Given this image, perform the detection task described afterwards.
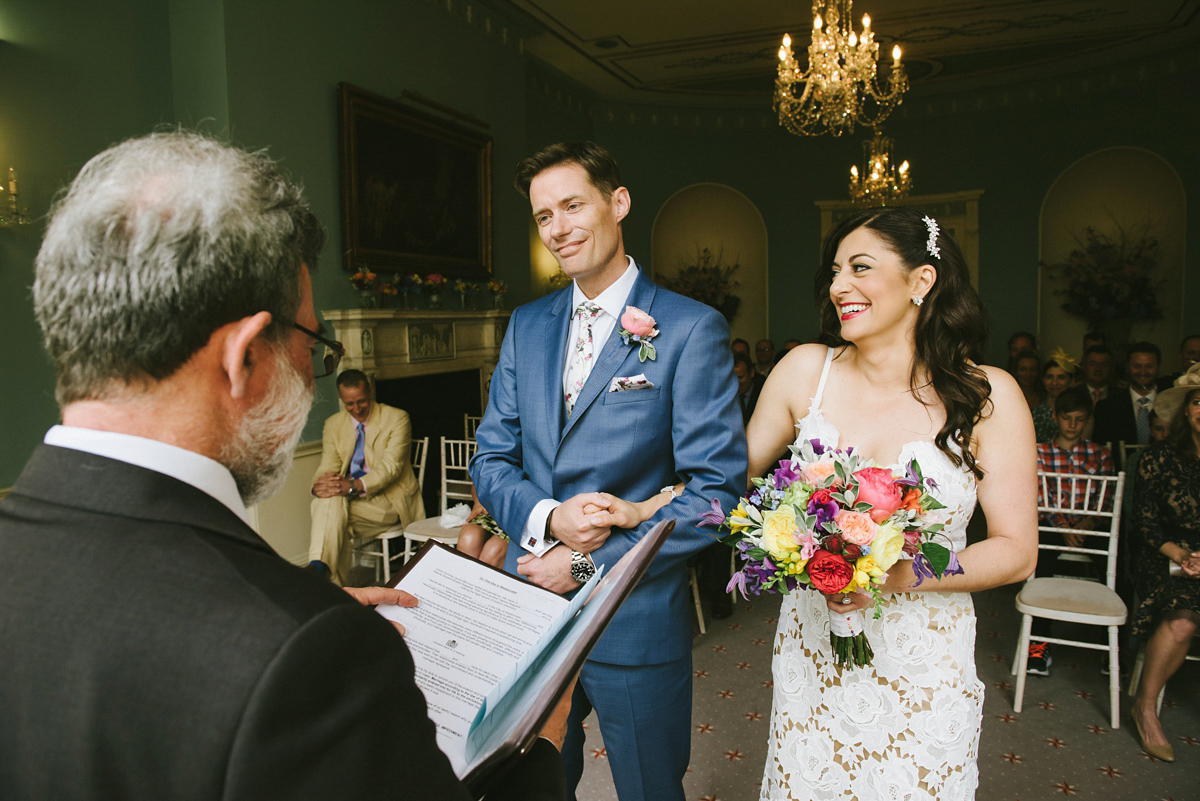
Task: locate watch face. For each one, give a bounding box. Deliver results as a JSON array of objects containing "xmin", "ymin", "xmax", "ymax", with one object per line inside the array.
[{"xmin": 571, "ymin": 554, "xmax": 595, "ymax": 583}]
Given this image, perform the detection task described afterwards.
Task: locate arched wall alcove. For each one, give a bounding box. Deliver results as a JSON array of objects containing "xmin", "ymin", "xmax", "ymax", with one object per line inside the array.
[
  {"xmin": 1039, "ymin": 147, "xmax": 1186, "ymax": 366},
  {"xmin": 651, "ymin": 183, "xmax": 768, "ymax": 348}
]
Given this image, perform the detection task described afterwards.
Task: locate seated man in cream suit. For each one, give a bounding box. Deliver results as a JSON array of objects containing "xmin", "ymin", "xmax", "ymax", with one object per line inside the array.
[{"xmin": 309, "ymin": 369, "xmax": 424, "ymax": 584}]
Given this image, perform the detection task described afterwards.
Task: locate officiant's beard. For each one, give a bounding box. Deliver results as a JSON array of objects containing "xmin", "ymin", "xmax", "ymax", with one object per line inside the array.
[{"xmin": 222, "ymin": 346, "xmax": 314, "ymax": 507}]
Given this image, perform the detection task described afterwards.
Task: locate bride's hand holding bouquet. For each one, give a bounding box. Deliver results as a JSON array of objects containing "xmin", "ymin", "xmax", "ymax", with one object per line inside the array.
[{"xmin": 702, "ymin": 438, "xmax": 963, "ymax": 668}]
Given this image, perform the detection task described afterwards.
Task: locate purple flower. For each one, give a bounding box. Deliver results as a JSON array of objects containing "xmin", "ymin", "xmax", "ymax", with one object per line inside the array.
[
  {"xmin": 772, "ymin": 460, "xmax": 804, "ymax": 490},
  {"xmin": 896, "ymin": 460, "xmax": 921, "ymax": 488},
  {"xmin": 911, "ymin": 553, "xmax": 934, "ymax": 587},
  {"xmin": 726, "ymin": 570, "xmax": 748, "ymax": 600},
  {"xmin": 945, "ymin": 550, "xmax": 964, "ymax": 577},
  {"xmin": 807, "ymin": 495, "xmax": 839, "ymax": 527},
  {"xmin": 698, "ymin": 498, "xmax": 725, "ymax": 527},
  {"xmin": 809, "ymin": 439, "xmax": 826, "ymax": 455}
]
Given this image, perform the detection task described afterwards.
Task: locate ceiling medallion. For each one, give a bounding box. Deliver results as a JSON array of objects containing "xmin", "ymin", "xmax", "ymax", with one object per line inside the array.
[
  {"xmin": 848, "ymin": 129, "xmax": 911, "ymax": 207},
  {"xmin": 775, "ymin": 0, "xmax": 908, "ymax": 137}
]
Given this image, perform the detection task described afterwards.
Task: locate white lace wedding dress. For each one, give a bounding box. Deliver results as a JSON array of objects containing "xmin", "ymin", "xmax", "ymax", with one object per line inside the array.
[{"xmin": 761, "ymin": 348, "xmax": 984, "ymax": 801}]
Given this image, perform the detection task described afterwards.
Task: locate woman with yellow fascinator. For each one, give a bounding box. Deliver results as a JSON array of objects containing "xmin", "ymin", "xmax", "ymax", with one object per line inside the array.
[{"xmin": 1032, "ymin": 347, "xmax": 1079, "ymax": 442}]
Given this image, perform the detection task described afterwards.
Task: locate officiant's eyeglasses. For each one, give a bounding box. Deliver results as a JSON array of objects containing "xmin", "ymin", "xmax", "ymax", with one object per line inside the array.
[{"xmin": 291, "ymin": 322, "xmax": 345, "ymax": 379}]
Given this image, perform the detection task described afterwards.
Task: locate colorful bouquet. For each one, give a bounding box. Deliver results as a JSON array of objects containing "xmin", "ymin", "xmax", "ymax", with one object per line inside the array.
[
  {"xmin": 425, "ymin": 273, "xmax": 446, "ymax": 291},
  {"xmin": 485, "ymin": 279, "xmax": 508, "ymax": 296},
  {"xmin": 702, "ymin": 438, "xmax": 962, "ymax": 668}
]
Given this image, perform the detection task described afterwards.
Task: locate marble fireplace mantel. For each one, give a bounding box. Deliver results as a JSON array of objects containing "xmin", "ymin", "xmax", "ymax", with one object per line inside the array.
[{"xmin": 321, "ymin": 308, "xmax": 511, "ymax": 406}]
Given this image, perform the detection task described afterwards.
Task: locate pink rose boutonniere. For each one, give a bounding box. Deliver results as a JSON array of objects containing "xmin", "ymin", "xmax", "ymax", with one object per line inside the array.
[{"xmin": 618, "ymin": 305, "xmax": 659, "ymax": 362}]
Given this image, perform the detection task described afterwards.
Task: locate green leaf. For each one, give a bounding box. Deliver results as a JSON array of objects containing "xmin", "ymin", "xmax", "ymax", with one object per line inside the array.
[
  {"xmin": 747, "ymin": 547, "xmax": 769, "ymax": 560},
  {"xmin": 921, "ymin": 542, "xmax": 951, "ymax": 576},
  {"xmin": 854, "ymin": 502, "xmax": 872, "ymax": 513}
]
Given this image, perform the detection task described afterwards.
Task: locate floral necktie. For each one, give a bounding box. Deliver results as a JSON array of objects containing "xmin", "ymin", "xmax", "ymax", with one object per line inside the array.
[{"xmin": 564, "ymin": 302, "xmax": 602, "ymax": 415}]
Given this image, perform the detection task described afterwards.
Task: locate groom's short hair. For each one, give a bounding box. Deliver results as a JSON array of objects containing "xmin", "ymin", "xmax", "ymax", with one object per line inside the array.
[{"xmin": 514, "ymin": 141, "xmax": 622, "ymax": 201}]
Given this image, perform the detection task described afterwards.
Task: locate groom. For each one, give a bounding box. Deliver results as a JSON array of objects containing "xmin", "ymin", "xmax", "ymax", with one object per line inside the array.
[{"xmin": 470, "ymin": 142, "xmax": 746, "ymax": 801}]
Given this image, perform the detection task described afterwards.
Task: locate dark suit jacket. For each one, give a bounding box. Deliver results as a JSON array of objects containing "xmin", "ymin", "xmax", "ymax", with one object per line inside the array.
[
  {"xmin": 737, "ymin": 373, "xmax": 766, "ymax": 425},
  {"xmin": 1093, "ymin": 390, "xmax": 1141, "ymax": 446},
  {"xmin": 0, "ymin": 445, "xmax": 563, "ymax": 801}
]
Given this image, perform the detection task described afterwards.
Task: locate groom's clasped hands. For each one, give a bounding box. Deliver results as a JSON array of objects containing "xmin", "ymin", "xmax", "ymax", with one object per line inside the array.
[{"xmin": 517, "ymin": 491, "xmax": 638, "ymax": 593}]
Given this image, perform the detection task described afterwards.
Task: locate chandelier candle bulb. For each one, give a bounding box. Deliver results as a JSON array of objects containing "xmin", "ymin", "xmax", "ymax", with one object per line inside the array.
[
  {"xmin": 8, "ymin": 169, "xmax": 16, "ymax": 196},
  {"xmin": 892, "ymin": 45, "xmax": 901, "ymax": 65},
  {"xmin": 862, "ymin": 13, "xmax": 870, "ymax": 29}
]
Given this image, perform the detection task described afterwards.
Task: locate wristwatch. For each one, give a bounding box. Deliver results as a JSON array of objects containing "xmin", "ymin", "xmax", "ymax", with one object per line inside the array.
[{"xmin": 570, "ymin": 550, "xmax": 596, "ymax": 584}]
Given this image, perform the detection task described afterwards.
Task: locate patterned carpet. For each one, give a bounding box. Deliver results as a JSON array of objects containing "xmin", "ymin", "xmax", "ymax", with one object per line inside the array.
[{"xmin": 574, "ymin": 584, "xmax": 1200, "ymax": 801}]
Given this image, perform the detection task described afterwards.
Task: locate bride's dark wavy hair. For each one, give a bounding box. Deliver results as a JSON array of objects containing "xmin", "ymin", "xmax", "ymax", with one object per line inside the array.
[{"xmin": 814, "ymin": 206, "xmax": 992, "ymax": 479}]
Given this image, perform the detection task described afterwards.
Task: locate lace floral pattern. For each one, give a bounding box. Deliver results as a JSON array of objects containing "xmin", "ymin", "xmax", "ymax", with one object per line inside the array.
[{"xmin": 761, "ymin": 351, "xmax": 983, "ymax": 801}]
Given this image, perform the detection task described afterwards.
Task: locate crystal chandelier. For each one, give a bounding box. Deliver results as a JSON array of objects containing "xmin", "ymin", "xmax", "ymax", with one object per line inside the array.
[
  {"xmin": 0, "ymin": 168, "xmax": 30, "ymax": 228},
  {"xmin": 848, "ymin": 130, "xmax": 911, "ymax": 207},
  {"xmin": 775, "ymin": 1, "xmax": 908, "ymax": 137}
]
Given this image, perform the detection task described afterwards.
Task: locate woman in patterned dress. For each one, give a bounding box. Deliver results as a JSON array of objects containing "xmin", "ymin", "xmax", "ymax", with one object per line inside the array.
[
  {"xmin": 1129, "ymin": 365, "xmax": 1200, "ymax": 763},
  {"xmin": 745, "ymin": 207, "xmax": 1039, "ymax": 800}
]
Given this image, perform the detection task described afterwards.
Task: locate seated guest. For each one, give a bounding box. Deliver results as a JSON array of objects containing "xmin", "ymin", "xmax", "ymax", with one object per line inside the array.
[
  {"xmin": 1081, "ymin": 343, "xmax": 1115, "ymax": 405},
  {"xmin": 457, "ymin": 486, "xmax": 510, "ymax": 568},
  {"xmin": 1013, "ymin": 349, "xmax": 1044, "ymax": 413},
  {"xmin": 309, "ymin": 369, "xmax": 425, "ymax": 585},
  {"xmin": 1094, "ymin": 341, "xmax": 1162, "ymax": 448},
  {"xmin": 732, "ymin": 352, "xmax": 765, "ymax": 425},
  {"xmin": 1031, "ymin": 348, "xmax": 1076, "ymax": 443},
  {"xmin": 1027, "ymin": 384, "xmax": 1114, "ymax": 676},
  {"xmin": 755, "ymin": 338, "xmax": 775, "ymax": 376},
  {"xmin": 0, "ymin": 131, "xmax": 567, "ymax": 800},
  {"xmin": 1006, "ymin": 330, "xmax": 1037, "ymax": 371},
  {"xmin": 731, "ymin": 337, "xmax": 750, "ymax": 358},
  {"xmin": 1157, "ymin": 333, "xmax": 1200, "ymax": 390},
  {"xmin": 1130, "ymin": 363, "xmax": 1200, "ymax": 763}
]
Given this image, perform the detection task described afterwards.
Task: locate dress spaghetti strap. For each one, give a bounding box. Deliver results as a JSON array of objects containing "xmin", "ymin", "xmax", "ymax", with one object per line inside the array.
[{"xmin": 808, "ymin": 346, "xmax": 836, "ymax": 413}]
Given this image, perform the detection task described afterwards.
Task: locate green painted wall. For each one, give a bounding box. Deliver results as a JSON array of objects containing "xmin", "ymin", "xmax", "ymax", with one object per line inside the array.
[{"xmin": 0, "ymin": 0, "xmax": 176, "ymax": 486}]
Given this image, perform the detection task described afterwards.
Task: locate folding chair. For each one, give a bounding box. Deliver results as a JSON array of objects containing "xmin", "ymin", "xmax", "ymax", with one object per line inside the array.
[
  {"xmin": 353, "ymin": 437, "xmax": 429, "ymax": 583},
  {"xmin": 401, "ymin": 437, "xmax": 477, "ymax": 562},
  {"xmin": 1011, "ymin": 470, "xmax": 1127, "ymax": 729}
]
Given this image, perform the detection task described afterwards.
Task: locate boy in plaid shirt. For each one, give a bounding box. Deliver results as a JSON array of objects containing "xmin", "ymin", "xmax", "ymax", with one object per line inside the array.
[{"xmin": 1026, "ymin": 385, "xmax": 1114, "ymax": 675}]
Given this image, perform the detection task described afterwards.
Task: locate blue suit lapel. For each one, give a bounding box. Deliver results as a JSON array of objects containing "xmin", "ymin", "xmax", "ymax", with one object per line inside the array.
[
  {"xmin": 543, "ymin": 289, "xmax": 571, "ymax": 439},
  {"xmin": 560, "ymin": 268, "xmax": 659, "ymax": 440}
]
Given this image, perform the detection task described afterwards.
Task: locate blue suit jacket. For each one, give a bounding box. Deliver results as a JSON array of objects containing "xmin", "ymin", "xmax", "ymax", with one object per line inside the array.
[{"xmin": 470, "ymin": 266, "xmax": 746, "ymax": 665}]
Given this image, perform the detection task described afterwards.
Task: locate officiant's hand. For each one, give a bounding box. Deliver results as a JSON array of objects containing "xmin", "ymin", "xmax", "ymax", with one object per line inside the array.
[
  {"xmin": 550, "ymin": 493, "xmax": 612, "ymax": 553},
  {"xmin": 342, "ymin": 586, "xmax": 418, "ymax": 635},
  {"xmin": 516, "ymin": 546, "xmax": 580, "ymax": 594}
]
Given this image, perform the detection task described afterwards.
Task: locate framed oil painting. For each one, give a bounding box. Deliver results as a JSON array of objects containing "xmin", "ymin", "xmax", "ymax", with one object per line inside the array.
[{"xmin": 338, "ymin": 82, "xmax": 492, "ymax": 279}]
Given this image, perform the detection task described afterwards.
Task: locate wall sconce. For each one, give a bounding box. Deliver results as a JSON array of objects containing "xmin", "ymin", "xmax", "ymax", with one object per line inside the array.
[{"xmin": 0, "ymin": 167, "xmax": 30, "ymax": 227}]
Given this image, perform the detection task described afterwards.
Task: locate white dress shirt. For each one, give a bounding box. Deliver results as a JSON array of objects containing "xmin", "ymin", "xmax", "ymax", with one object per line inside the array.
[
  {"xmin": 523, "ymin": 257, "xmax": 639, "ymax": 557},
  {"xmin": 43, "ymin": 425, "xmax": 250, "ymax": 524}
]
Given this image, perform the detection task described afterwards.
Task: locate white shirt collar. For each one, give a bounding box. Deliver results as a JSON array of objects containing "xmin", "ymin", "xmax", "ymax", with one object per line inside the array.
[
  {"xmin": 571, "ymin": 256, "xmax": 638, "ymax": 320},
  {"xmin": 43, "ymin": 425, "xmax": 250, "ymax": 524},
  {"xmin": 1130, "ymin": 384, "xmax": 1157, "ymax": 404}
]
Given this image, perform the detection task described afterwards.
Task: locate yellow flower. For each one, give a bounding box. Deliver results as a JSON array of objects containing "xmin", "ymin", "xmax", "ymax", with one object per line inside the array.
[
  {"xmin": 761, "ymin": 506, "xmax": 800, "ymax": 561},
  {"xmin": 871, "ymin": 521, "xmax": 906, "ymax": 572},
  {"xmin": 729, "ymin": 499, "xmax": 756, "ymax": 534},
  {"xmin": 852, "ymin": 552, "xmax": 885, "ymax": 589}
]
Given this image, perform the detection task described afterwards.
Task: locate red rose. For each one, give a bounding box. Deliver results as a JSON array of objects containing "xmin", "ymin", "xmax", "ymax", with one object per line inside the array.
[
  {"xmin": 807, "ymin": 549, "xmax": 854, "ymax": 594},
  {"xmin": 824, "ymin": 535, "xmax": 844, "ymax": 553},
  {"xmin": 810, "ymin": 488, "xmax": 835, "ymax": 505},
  {"xmin": 854, "ymin": 467, "xmax": 904, "ymax": 523},
  {"xmin": 843, "ymin": 543, "xmax": 862, "ymax": 560}
]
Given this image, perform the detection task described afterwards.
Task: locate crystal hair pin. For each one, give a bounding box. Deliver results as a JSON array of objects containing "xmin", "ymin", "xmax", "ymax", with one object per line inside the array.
[{"xmin": 922, "ymin": 215, "xmax": 941, "ymax": 259}]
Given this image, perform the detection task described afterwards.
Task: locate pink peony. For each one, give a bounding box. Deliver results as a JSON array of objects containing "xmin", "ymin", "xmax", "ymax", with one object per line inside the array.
[
  {"xmin": 834, "ymin": 509, "xmax": 877, "ymax": 545},
  {"xmin": 854, "ymin": 466, "xmax": 904, "ymax": 523},
  {"xmin": 620, "ymin": 306, "xmax": 658, "ymax": 338}
]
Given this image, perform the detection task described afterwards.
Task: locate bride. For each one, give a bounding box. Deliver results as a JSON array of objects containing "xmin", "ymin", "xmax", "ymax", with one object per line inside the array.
[{"xmin": 745, "ymin": 207, "xmax": 1037, "ymax": 800}]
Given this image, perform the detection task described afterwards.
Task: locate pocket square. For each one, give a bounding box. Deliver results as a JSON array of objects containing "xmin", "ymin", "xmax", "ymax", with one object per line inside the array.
[{"xmin": 609, "ymin": 374, "xmax": 655, "ymax": 392}]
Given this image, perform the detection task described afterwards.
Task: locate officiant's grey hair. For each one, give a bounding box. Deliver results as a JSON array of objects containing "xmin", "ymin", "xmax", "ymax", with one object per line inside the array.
[{"xmin": 33, "ymin": 130, "xmax": 325, "ymax": 405}]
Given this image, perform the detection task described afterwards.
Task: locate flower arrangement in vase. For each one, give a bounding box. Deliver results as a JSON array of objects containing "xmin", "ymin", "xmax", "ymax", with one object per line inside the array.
[
  {"xmin": 424, "ymin": 273, "xmax": 446, "ymax": 308},
  {"xmin": 661, "ymin": 247, "xmax": 741, "ymax": 324},
  {"xmin": 349, "ymin": 269, "xmax": 380, "ymax": 308}
]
